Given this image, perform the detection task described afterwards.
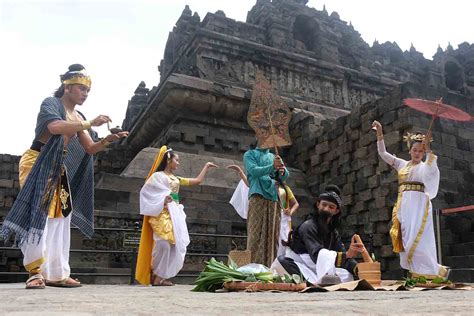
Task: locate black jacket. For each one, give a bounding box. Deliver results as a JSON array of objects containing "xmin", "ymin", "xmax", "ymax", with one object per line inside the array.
[{"xmin": 289, "ymin": 215, "xmax": 358, "ymax": 275}]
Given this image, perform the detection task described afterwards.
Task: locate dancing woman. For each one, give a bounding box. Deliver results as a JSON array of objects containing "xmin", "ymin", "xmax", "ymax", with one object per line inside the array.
[
  {"xmin": 372, "ymin": 120, "xmax": 446, "ymax": 278},
  {"xmin": 135, "ymin": 146, "xmax": 217, "ymax": 286}
]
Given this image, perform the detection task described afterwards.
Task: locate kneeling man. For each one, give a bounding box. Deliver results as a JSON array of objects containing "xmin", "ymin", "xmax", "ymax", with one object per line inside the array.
[{"xmin": 272, "ymin": 185, "xmax": 365, "ymax": 285}]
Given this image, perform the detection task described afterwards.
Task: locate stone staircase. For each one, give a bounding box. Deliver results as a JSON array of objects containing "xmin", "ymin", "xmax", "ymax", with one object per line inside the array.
[{"xmin": 441, "ymin": 212, "xmax": 474, "ymax": 282}]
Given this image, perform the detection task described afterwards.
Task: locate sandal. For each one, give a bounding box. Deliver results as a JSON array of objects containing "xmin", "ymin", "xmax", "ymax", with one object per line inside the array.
[
  {"xmin": 151, "ymin": 275, "xmax": 174, "ymax": 286},
  {"xmin": 25, "ymin": 273, "xmax": 45, "ymax": 289},
  {"xmin": 46, "ymin": 277, "xmax": 82, "ymax": 288}
]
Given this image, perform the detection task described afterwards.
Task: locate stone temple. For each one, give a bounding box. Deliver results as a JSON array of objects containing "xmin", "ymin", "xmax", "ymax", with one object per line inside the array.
[{"xmin": 1, "ymin": 0, "xmax": 474, "ymax": 282}]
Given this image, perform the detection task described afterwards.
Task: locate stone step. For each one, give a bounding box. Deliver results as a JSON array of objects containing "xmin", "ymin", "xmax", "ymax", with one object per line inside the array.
[
  {"xmin": 448, "ymin": 269, "xmax": 474, "ymax": 283},
  {"xmin": 444, "ymin": 255, "xmax": 474, "ymax": 268},
  {"xmin": 73, "ymin": 268, "xmax": 200, "ymax": 285},
  {"xmin": 459, "ymin": 232, "xmax": 474, "ymax": 243},
  {"xmin": 94, "ymin": 189, "xmax": 140, "ymax": 213},
  {"xmin": 441, "ymin": 244, "xmax": 452, "ymax": 257},
  {"xmin": 451, "ymin": 242, "xmax": 474, "ymax": 256},
  {"xmin": 444, "ymin": 216, "xmax": 474, "ymax": 234},
  {"xmin": 95, "ymin": 173, "xmax": 144, "ymax": 193},
  {"xmin": 72, "ymin": 211, "xmax": 247, "ymax": 237},
  {"xmin": 0, "ymin": 269, "xmax": 199, "ymax": 285},
  {"xmin": 93, "ymin": 182, "xmax": 314, "ymax": 220},
  {"xmin": 439, "ymin": 229, "xmax": 460, "ymax": 245},
  {"xmin": 68, "ymin": 251, "xmax": 225, "ymax": 271}
]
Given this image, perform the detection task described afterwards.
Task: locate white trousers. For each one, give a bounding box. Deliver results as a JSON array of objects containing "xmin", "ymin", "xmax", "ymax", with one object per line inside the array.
[
  {"xmin": 272, "ymin": 248, "xmax": 353, "ymax": 285},
  {"xmin": 277, "ymin": 213, "xmax": 291, "ymax": 257},
  {"xmin": 21, "ymin": 216, "xmax": 71, "ymax": 281},
  {"xmin": 151, "ymin": 234, "xmax": 186, "ymax": 280}
]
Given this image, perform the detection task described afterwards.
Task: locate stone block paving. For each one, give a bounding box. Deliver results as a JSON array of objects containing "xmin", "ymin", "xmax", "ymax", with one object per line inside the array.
[{"xmin": 0, "ymin": 284, "xmax": 473, "ymax": 315}]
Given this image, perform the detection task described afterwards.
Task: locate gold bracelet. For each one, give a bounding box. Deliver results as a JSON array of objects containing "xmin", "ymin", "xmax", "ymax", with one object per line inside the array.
[
  {"xmin": 81, "ymin": 120, "xmax": 92, "ymax": 130},
  {"xmin": 100, "ymin": 138, "xmax": 111, "ymax": 147}
]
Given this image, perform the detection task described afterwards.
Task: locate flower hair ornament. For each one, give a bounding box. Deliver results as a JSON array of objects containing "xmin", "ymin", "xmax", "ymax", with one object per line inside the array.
[
  {"xmin": 403, "ymin": 132, "xmax": 432, "ymax": 149},
  {"xmin": 165, "ymin": 147, "xmax": 173, "ymax": 160}
]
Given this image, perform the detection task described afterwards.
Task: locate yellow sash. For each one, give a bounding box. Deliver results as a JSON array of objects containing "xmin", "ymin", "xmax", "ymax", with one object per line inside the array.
[
  {"xmin": 390, "ymin": 163, "xmax": 415, "ymax": 253},
  {"xmin": 19, "ymin": 149, "xmax": 63, "ymax": 218}
]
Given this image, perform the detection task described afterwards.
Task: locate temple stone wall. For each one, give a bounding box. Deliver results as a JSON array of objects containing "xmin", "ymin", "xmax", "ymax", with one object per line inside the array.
[
  {"xmin": 149, "ymin": 115, "xmax": 256, "ymax": 161},
  {"xmin": 94, "ymin": 145, "xmax": 136, "ymax": 175},
  {"xmin": 287, "ymin": 83, "xmax": 474, "ymax": 278},
  {"xmin": 0, "ymin": 154, "xmax": 20, "ymax": 279},
  {"xmin": 0, "ymin": 154, "xmax": 20, "ymax": 221}
]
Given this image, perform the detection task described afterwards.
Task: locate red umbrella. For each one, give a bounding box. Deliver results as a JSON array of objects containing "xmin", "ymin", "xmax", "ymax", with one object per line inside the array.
[
  {"xmin": 403, "ymin": 98, "xmax": 472, "ymax": 122},
  {"xmin": 402, "ymin": 98, "xmax": 472, "ymax": 141}
]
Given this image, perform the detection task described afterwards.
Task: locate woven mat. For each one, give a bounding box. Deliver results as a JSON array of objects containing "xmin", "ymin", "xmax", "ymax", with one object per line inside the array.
[{"xmin": 301, "ymin": 279, "xmax": 472, "ymax": 292}]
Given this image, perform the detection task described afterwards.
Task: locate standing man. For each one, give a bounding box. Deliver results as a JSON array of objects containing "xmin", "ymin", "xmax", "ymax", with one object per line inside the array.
[
  {"xmin": 243, "ymin": 146, "xmax": 288, "ymax": 267},
  {"xmin": 0, "ymin": 64, "xmax": 128, "ymax": 289}
]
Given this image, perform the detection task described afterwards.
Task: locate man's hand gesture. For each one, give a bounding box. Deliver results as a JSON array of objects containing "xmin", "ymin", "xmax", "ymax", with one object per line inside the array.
[{"xmin": 346, "ymin": 234, "xmax": 366, "ymax": 258}]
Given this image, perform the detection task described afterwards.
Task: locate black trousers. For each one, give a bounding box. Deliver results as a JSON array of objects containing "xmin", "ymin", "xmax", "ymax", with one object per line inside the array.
[{"xmin": 277, "ymin": 255, "xmax": 302, "ymax": 275}]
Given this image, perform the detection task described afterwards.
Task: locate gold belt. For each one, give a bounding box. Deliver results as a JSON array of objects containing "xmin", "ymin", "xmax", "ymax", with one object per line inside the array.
[{"xmin": 399, "ymin": 182, "xmax": 425, "ymax": 193}]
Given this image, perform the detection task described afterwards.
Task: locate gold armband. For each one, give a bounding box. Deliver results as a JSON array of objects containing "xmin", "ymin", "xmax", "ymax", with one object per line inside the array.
[{"xmin": 81, "ymin": 120, "xmax": 92, "ymax": 130}]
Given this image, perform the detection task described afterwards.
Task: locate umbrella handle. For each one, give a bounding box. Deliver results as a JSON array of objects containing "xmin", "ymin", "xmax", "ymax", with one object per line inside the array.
[
  {"xmin": 423, "ymin": 115, "xmax": 436, "ymax": 151},
  {"xmin": 427, "ymin": 115, "xmax": 436, "ymax": 135},
  {"xmin": 426, "ymin": 97, "xmax": 441, "ymax": 139}
]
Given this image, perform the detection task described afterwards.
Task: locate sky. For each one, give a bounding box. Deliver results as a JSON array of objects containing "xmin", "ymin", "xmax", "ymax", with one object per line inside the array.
[{"xmin": 1, "ymin": 0, "xmax": 473, "ymax": 155}]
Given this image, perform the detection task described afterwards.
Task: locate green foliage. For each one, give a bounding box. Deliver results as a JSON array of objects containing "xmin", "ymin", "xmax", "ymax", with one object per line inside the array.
[
  {"xmin": 432, "ymin": 277, "xmax": 451, "ymax": 285},
  {"xmin": 192, "ymin": 258, "xmax": 305, "ymax": 292},
  {"xmin": 404, "ymin": 275, "xmax": 450, "ymax": 287}
]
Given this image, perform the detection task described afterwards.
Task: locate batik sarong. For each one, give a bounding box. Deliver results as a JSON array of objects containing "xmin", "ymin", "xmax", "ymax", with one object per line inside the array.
[{"xmin": 247, "ymin": 194, "xmax": 280, "ymax": 267}]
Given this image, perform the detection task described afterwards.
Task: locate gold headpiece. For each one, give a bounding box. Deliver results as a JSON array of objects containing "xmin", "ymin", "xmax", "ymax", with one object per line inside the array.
[
  {"xmin": 403, "ymin": 132, "xmax": 432, "ymax": 149},
  {"xmin": 62, "ymin": 70, "xmax": 92, "ymax": 89}
]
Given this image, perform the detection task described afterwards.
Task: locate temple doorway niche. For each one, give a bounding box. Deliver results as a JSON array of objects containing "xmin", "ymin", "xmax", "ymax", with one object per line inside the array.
[
  {"xmin": 293, "ymin": 15, "xmax": 321, "ymax": 53},
  {"xmin": 444, "ymin": 61, "xmax": 465, "ymax": 92}
]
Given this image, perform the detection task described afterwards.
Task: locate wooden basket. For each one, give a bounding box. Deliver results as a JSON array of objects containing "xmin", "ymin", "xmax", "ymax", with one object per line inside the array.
[
  {"xmin": 357, "ymin": 262, "xmax": 381, "ymax": 286},
  {"xmin": 223, "ymin": 281, "xmax": 307, "ymax": 292},
  {"xmin": 228, "ymin": 249, "xmax": 251, "ymax": 267}
]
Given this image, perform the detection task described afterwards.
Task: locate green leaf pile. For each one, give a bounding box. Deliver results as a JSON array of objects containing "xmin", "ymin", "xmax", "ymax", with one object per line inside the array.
[
  {"xmin": 404, "ymin": 276, "xmax": 451, "ymax": 287},
  {"xmin": 192, "ymin": 257, "xmax": 304, "ymax": 292}
]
